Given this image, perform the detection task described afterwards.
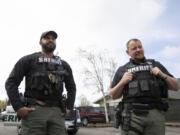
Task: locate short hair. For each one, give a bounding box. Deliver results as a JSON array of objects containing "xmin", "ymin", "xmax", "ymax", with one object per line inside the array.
[{"xmin": 126, "ymin": 38, "xmax": 142, "ymax": 49}]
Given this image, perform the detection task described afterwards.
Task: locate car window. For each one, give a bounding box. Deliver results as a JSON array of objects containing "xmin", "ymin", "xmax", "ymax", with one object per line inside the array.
[
  {"xmin": 78, "ymin": 108, "xmax": 83, "ymax": 112},
  {"xmin": 87, "ymin": 107, "xmax": 101, "ymax": 113},
  {"xmin": 93, "ymin": 108, "xmax": 101, "ymax": 113}
]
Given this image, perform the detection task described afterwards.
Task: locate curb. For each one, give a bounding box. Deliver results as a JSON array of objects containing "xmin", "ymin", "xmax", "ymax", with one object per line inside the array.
[
  {"xmin": 165, "ymin": 122, "xmax": 180, "ymax": 127},
  {"xmin": 85, "ymin": 123, "xmax": 113, "ymax": 128},
  {"xmin": 84, "ymin": 122, "xmax": 180, "ymax": 128}
]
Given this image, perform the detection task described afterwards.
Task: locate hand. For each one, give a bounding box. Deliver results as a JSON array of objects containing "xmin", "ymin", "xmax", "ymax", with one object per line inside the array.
[
  {"xmin": 17, "ymin": 107, "xmax": 35, "ymax": 117},
  {"xmin": 121, "ymin": 72, "xmax": 133, "ymax": 84},
  {"xmin": 61, "ymin": 109, "xmax": 71, "ymax": 117},
  {"xmin": 66, "ymin": 109, "xmax": 71, "ymax": 116},
  {"xmin": 150, "ymin": 67, "xmax": 167, "ymax": 79}
]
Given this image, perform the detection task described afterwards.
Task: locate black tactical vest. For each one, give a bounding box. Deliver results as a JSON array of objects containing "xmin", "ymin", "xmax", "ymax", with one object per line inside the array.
[
  {"xmin": 26, "ymin": 53, "xmax": 66, "ymax": 100},
  {"xmin": 123, "ymin": 59, "xmax": 168, "ymax": 101}
]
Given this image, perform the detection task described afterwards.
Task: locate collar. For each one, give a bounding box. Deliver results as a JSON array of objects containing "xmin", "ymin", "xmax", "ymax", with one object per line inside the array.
[{"xmin": 130, "ymin": 57, "xmax": 146, "ymax": 64}]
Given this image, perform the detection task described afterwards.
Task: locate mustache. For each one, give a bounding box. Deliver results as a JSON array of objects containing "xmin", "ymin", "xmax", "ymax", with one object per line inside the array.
[
  {"xmin": 47, "ymin": 41, "xmax": 55, "ymax": 45},
  {"xmin": 135, "ymin": 52, "xmax": 142, "ymax": 55}
]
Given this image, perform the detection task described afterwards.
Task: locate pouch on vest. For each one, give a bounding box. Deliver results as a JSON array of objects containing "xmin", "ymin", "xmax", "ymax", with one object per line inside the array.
[
  {"xmin": 139, "ymin": 80, "xmax": 150, "ymax": 91},
  {"xmin": 31, "ymin": 73, "xmax": 47, "ymax": 91},
  {"xmin": 158, "ymin": 79, "xmax": 168, "ymax": 98},
  {"xmin": 128, "ymin": 81, "xmax": 139, "ymax": 96},
  {"xmin": 149, "ymin": 79, "xmax": 161, "ymax": 98}
]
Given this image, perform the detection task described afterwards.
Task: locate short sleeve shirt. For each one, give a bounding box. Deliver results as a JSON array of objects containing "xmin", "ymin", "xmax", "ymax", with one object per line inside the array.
[{"xmin": 111, "ymin": 58, "xmax": 173, "ymax": 89}]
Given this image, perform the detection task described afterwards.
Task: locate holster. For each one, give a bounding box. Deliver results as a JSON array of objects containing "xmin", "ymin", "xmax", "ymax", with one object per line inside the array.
[
  {"xmin": 122, "ymin": 103, "xmax": 145, "ymax": 135},
  {"xmin": 114, "ymin": 102, "xmax": 123, "ymax": 128},
  {"xmin": 59, "ymin": 95, "xmax": 67, "ymax": 113},
  {"xmin": 121, "ymin": 103, "xmax": 149, "ymax": 131},
  {"xmin": 122, "ymin": 103, "xmax": 131, "ymax": 131}
]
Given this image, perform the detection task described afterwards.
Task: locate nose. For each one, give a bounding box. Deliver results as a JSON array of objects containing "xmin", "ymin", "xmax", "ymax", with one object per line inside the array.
[
  {"xmin": 49, "ymin": 38, "xmax": 54, "ymax": 41},
  {"xmin": 48, "ymin": 38, "xmax": 55, "ymax": 43},
  {"xmin": 136, "ymin": 47, "xmax": 141, "ymax": 51}
]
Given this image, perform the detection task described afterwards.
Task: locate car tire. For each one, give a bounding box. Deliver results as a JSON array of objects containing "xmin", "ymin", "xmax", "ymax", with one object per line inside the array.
[
  {"xmin": 67, "ymin": 129, "xmax": 78, "ymax": 135},
  {"xmin": 82, "ymin": 117, "xmax": 88, "ymax": 127},
  {"xmin": 108, "ymin": 116, "xmax": 111, "ymax": 122}
]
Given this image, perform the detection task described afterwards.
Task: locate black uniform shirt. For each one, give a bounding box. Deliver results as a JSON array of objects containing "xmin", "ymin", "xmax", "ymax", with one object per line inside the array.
[
  {"xmin": 5, "ymin": 52, "xmax": 76, "ymax": 111},
  {"xmin": 111, "ymin": 58, "xmax": 173, "ymax": 102}
]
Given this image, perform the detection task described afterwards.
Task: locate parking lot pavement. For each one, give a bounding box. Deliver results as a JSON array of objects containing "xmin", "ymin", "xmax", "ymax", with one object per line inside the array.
[
  {"xmin": 78, "ymin": 127, "xmax": 180, "ymax": 135},
  {"xmin": 1, "ymin": 122, "xmax": 180, "ymax": 135},
  {"xmin": 0, "ymin": 122, "xmax": 18, "ymax": 135},
  {"xmin": 78, "ymin": 127, "xmax": 120, "ymax": 135}
]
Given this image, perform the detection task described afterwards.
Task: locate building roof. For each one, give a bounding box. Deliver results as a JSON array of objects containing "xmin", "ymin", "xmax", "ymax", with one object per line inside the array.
[{"xmin": 93, "ymin": 95, "xmax": 110, "ymax": 104}]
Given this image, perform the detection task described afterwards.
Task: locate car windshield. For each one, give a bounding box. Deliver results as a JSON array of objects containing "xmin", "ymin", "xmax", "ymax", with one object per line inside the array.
[{"xmin": 87, "ymin": 107, "xmax": 101, "ymax": 113}]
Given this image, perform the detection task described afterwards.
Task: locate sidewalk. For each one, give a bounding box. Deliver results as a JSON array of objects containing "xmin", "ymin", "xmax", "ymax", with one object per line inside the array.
[{"xmin": 86, "ymin": 122, "xmax": 180, "ymax": 128}]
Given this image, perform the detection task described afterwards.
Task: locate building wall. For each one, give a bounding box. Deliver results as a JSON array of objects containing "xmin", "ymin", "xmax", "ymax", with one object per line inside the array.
[{"xmin": 165, "ymin": 100, "xmax": 180, "ymax": 122}]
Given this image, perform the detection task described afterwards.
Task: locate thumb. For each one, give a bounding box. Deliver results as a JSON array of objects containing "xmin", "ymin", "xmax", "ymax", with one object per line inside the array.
[
  {"xmin": 61, "ymin": 113, "xmax": 65, "ymax": 117},
  {"xmin": 27, "ymin": 107, "xmax": 36, "ymax": 112}
]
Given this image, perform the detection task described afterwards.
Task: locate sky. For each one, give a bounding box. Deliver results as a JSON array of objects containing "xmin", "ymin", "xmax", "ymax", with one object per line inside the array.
[{"xmin": 0, "ymin": 0, "xmax": 180, "ymax": 106}]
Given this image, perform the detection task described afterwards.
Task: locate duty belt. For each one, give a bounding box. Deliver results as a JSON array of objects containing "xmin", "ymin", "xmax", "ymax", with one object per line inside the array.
[
  {"xmin": 124, "ymin": 102, "xmax": 168, "ymax": 112},
  {"xmin": 131, "ymin": 103, "xmax": 153, "ymax": 110},
  {"xmin": 24, "ymin": 97, "xmax": 59, "ymax": 107}
]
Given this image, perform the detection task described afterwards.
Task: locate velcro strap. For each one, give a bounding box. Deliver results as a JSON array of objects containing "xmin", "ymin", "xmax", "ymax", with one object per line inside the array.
[
  {"xmin": 133, "ymin": 109, "xmax": 149, "ymax": 115},
  {"xmin": 132, "ymin": 103, "xmax": 151, "ymax": 110}
]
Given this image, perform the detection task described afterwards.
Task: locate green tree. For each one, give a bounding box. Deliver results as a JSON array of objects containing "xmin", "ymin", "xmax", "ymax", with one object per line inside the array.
[
  {"xmin": 78, "ymin": 95, "xmax": 91, "ymax": 106},
  {"xmin": 0, "ymin": 99, "xmax": 8, "ymax": 109}
]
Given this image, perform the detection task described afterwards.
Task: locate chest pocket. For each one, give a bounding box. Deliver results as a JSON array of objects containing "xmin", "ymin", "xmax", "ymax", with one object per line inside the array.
[{"xmin": 128, "ymin": 80, "xmax": 139, "ymax": 96}]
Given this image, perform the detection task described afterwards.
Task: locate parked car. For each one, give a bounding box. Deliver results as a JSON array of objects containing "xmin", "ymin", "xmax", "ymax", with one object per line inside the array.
[
  {"xmin": 65, "ymin": 109, "xmax": 82, "ymax": 135},
  {"xmin": 77, "ymin": 106, "xmax": 109, "ymax": 126},
  {"xmin": 0, "ymin": 105, "xmax": 81, "ymax": 135}
]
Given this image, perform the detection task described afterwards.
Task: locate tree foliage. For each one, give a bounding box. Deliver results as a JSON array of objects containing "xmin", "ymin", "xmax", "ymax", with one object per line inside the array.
[
  {"xmin": 78, "ymin": 95, "xmax": 91, "ymax": 106},
  {"xmin": 0, "ymin": 99, "xmax": 8, "ymax": 109}
]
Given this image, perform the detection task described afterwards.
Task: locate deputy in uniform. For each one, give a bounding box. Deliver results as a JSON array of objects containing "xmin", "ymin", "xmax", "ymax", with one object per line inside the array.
[
  {"xmin": 5, "ymin": 31, "xmax": 76, "ymax": 135},
  {"xmin": 110, "ymin": 38, "xmax": 178, "ymax": 135}
]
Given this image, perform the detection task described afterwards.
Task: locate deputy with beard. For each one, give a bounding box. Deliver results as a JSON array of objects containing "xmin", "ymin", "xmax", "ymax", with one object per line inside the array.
[
  {"xmin": 110, "ymin": 39, "xmax": 179, "ymax": 135},
  {"xmin": 5, "ymin": 31, "xmax": 76, "ymax": 135}
]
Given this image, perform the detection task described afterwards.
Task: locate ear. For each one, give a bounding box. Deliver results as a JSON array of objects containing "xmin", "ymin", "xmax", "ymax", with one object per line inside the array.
[
  {"xmin": 39, "ymin": 40, "xmax": 42, "ymax": 46},
  {"xmin": 126, "ymin": 49, "xmax": 129, "ymax": 55}
]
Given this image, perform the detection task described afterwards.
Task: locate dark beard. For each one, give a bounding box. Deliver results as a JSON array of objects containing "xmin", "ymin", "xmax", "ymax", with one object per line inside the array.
[{"xmin": 42, "ymin": 44, "xmax": 56, "ymax": 53}]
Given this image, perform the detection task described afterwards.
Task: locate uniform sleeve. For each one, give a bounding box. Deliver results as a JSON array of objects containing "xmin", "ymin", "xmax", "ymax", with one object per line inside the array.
[
  {"xmin": 62, "ymin": 61, "xmax": 76, "ymax": 110},
  {"xmin": 5, "ymin": 56, "xmax": 30, "ymax": 111},
  {"xmin": 154, "ymin": 61, "xmax": 174, "ymax": 77},
  {"xmin": 110, "ymin": 66, "xmax": 126, "ymax": 88}
]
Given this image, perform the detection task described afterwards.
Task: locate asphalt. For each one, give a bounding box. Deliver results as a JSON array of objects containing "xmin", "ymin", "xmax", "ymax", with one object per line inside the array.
[
  {"xmin": 1, "ymin": 119, "xmax": 180, "ymax": 127},
  {"xmin": 86, "ymin": 122, "xmax": 180, "ymax": 128}
]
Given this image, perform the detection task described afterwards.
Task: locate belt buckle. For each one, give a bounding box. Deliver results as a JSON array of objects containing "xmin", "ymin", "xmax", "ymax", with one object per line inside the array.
[{"xmin": 36, "ymin": 100, "xmax": 46, "ymax": 106}]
